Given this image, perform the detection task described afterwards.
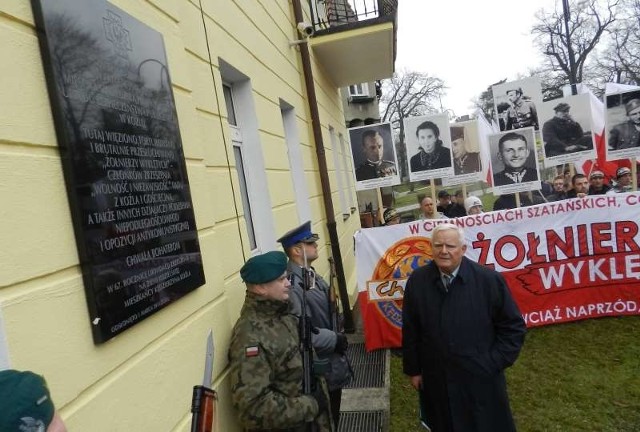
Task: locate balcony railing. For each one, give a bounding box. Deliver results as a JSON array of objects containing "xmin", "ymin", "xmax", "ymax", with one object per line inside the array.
[{"xmin": 308, "ymin": 0, "xmax": 398, "ymax": 35}]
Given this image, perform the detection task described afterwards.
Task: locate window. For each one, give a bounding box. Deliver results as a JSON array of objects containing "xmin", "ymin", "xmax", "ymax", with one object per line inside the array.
[
  {"xmin": 339, "ymin": 133, "xmax": 356, "ymax": 212},
  {"xmin": 220, "ymin": 60, "xmax": 277, "ymax": 252},
  {"xmin": 223, "ymin": 84, "xmax": 237, "ymax": 126},
  {"xmin": 330, "ymin": 127, "xmax": 349, "ymax": 216},
  {"xmin": 348, "ymin": 82, "xmax": 369, "ymax": 97},
  {"xmin": 281, "ymin": 100, "xmax": 311, "ymax": 223},
  {"xmin": 223, "ymin": 84, "xmax": 257, "ymax": 250}
]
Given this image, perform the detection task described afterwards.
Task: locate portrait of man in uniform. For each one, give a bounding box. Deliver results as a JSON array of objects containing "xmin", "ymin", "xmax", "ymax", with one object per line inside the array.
[
  {"xmin": 493, "ymin": 78, "xmax": 543, "ymax": 132},
  {"xmin": 349, "ymin": 122, "xmax": 399, "ymax": 190},
  {"xmin": 354, "ymin": 129, "xmax": 397, "ymax": 181},
  {"xmin": 491, "ymin": 130, "xmax": 540, "ymax": 187},
  {"xmin": 505, "ymin": 87, "xmax": 538, "ymax": 130},
  {"xmin": 450, "ymin": 125, "xmax": 481, "ymax": 175},
  {"xmin": 609, "ymin": 98, "xmax": 640, "ymax": 150}
]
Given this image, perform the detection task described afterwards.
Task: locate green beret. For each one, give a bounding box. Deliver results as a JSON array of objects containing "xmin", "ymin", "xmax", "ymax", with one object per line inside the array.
[
  {"xmin": 240, "ymin": 251, "xmax": 288, "ymax": 284},
  {"xmin": 0, "ymin": 370, "xmax": 55, "ymax": 431}
]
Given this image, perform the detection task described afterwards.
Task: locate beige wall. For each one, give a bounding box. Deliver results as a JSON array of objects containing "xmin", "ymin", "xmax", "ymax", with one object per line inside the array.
[{"xmin": 0, "ymin": 0, "xmax": 360, "ymax": 430}]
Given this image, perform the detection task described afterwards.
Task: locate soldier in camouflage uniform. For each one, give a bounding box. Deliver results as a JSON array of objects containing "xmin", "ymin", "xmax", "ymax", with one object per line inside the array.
[{"xmin": 229, "ymin": 251, "xmax": 333, "ymax": 432}]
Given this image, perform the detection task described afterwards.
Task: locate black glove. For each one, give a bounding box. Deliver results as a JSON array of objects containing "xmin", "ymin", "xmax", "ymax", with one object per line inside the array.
[
  {"xmin": 310, "ymin": 385, "xmax": 328, "ymax": 414},
  {"xmin": 335, "ymin": 332, "xmax": 348, "ymax": 355}
]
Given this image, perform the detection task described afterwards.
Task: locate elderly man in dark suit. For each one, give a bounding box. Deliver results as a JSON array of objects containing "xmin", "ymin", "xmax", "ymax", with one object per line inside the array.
[{"xmin": 402, "ymin": 223, "xmax": 526, "ymax": 432}]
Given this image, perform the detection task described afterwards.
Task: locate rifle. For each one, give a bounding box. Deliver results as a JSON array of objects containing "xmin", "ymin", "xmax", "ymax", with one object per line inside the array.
[
  {"xmin": 327, "ymin": 257, "xmax": 341, "ymax": 333},
  {"xmin": 300, "ymin": 265, "xmax": 314, "ymax": 397},
  {"xmin": 190, "ymin": 329, "xmax": 217, "ymax": 432}
]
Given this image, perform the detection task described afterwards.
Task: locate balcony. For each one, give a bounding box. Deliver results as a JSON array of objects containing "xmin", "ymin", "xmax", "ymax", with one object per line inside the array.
[{"xmin": 307, "ymin": 0, "xmax": 398, "ymax": 87}]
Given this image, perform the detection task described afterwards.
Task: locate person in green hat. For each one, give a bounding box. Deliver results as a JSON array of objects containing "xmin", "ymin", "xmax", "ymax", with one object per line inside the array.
[
  {"xmin": 228, "ymin": 251, "xmax": 333, "ymax": 431},
  {"xmin": 0, "ymin": 369, "xmax": 67, "ymax": 431}
]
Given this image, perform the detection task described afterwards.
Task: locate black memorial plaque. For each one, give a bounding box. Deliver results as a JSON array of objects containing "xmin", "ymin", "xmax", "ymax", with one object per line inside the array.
[{"xmin": 32, "ymin": 0, "xmax": 205, "ymax": 343}]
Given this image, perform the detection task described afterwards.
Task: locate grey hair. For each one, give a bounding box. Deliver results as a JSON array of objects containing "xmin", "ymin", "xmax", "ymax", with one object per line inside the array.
[{"xmin": 432, "ymin": 223, "xmax": 465, "ymax": 245}]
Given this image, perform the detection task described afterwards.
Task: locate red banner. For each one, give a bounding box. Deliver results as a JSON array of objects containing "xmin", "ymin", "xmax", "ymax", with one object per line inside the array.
[{"xmin": 355, "ymin": 194, "xmax": 640, "ymax": 351}]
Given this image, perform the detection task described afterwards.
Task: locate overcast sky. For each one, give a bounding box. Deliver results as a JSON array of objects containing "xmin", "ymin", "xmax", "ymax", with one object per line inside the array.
[{"xmin": 395, "ymin": 0, "xmax": 558, "ymax": 118}]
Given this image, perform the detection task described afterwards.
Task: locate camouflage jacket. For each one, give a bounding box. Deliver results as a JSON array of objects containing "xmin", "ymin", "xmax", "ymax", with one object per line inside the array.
[{"xmin": 229, "ymin": 292, "xmax": 332, "ymax": 431}]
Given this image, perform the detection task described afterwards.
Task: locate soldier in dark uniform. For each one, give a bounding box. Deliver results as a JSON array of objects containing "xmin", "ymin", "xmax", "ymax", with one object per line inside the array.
[
  {"xmin": 493, "ymin": 132, "xmax": 538, "ymax": 186},
  {"xmin": 450, "ymin": 126, "xmax": 481, "ymax": 175},
  {"xmin": 609, "ymin": 98, "xmax": 640, "ymax": 150},
  {"xmin": 229, "ymin": 251, "xmax": 333, "ymax": 432},
  {"xmin": 505, "ymin": 87, "xmax": 538, "ymax": 130},
  {"xmin": 278, "ymin": 222, "xmax": 352, "ymax": 430},
  {"xmin": 354, "ymin": 130, "xmax": 397, "ymax": 180},
  {"xmin": 542, "ymin": 102, "xmax": 593, "ymax": 156}
]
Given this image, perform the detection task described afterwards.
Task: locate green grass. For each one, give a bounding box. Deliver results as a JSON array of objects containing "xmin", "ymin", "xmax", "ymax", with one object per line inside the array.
[
  {"xmin": 390, "ymin": 185, "xmax": 498, "ymax": 220},
  {"xmin": 390, "ymin": 316, "xmax": 640, "ymax": 432}
]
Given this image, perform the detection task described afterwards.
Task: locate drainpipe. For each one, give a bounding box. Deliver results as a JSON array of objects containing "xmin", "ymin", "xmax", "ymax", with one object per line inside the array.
[{"xmin": 292, "ymin": 0, "xmax": 354, "ymax": 333}]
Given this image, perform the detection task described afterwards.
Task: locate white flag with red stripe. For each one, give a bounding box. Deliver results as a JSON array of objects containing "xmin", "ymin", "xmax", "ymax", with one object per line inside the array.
[
  {"xmin": 475, "ymin": 111, "xmax": 499, "ymax": 185},
  {"xmin": 568, "ymin": 84, "xmax": 624, "ymax": 181}
]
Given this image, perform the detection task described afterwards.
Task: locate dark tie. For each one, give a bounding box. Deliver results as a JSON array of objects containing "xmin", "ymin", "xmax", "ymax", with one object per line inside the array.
[{"xmin": 443, "ymin": 274, "xmax": 453, "ymax": 292}]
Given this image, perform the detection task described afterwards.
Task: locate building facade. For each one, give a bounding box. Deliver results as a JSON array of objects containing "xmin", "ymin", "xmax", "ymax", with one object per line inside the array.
[{"xmin": 0, "ymin": 0, "xmax": 396, "ymax": 430}]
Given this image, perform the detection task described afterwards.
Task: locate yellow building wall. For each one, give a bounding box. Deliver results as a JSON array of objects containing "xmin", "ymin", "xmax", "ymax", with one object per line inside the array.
[{"xmin": 0, "ymin": 0, "xmax": 362, "ymax": 431}]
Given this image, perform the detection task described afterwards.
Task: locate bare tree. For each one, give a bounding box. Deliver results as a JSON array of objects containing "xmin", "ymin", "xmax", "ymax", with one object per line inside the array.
[
  {"xmin": 532, "ymin": 0, "xmax": 618, "ymax": 92},
  {"xmin": 379, "ymin": 70, "xmax": 445, "ymax": 178},
  {"xmin": 596, "ymin": 0, "xmax": 640, "ymax": 85},
  {"xmin": 471, "ymin": 79, "xmax": 506, "ymax": 123}
]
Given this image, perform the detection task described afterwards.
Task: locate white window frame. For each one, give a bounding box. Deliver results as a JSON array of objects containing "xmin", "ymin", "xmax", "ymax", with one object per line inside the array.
[
  {"xmin": 339, "ymin": 133, "xmax": 356, "ymax": 211},
  {"xmin": 281, "ymin": 100, "xmax": 311, "ymax": 223},
  {"xmin": 220, "ymin": 60, "xmax": 277, "ymax": 253},
  {"xmin": 330, "ymin": 126, "xmax": 349, "ymax": 217},
  {"xmin": 348, "ymin": 82, "xmax": 369, "ymax": 97}
]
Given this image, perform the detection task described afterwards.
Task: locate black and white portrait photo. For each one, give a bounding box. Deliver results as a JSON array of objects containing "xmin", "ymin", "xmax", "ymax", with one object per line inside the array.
[
  {"xmin": 493, "ymin": 78, "xmax": 543, "ymax": 132},
  {"xmin": 489, "ymin": 127, "xmax": 541, "ymax": 194},
  {"xmin": 348, "ymin": 122, "xmax": 400, "ymax": 191},
  {"xmin": 539, "ymin": 93, "xmax": 595, "ymax": 166},
  {"xmin": 403, "ymin": 113, "xmax": 454, "ymax": 182},
  {"xmin": 451, "ymin": 121, "xmax": 482, "ymax": 175},
  {"xmin": 606, "ymin": 89, "xmax": 640, "ymax": 160}
]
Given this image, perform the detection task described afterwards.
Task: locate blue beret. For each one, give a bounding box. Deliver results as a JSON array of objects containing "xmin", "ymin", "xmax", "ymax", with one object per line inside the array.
[
  {"xmin": 277, "ymin": 221, "xmax": 320, "ymax": 248},
  {"xmin": 0, "ymin": 370, "xmax": 55, "ymax": 431},
  {"xmin": 240, "ymin": 251, "xmax": 288, "ymax": 284}
]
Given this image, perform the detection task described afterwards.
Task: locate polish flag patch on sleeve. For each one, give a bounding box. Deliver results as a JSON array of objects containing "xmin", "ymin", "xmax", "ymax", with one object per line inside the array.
[{"xmin": 245, "ymin": 346, "xmax": 259, "ymax": 357}]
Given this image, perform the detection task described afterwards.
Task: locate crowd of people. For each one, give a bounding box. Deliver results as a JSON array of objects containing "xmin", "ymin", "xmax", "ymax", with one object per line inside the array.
[{"xmin": 379, "ymin": 163, "xmax": 636, "ymax": 225}]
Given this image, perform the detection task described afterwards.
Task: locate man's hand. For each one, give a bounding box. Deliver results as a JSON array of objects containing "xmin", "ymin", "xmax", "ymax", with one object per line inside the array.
[
  {"xmin": 409, "ymin": 375, "xmax": 422, "ymax": 391},
  {"xmin": 335, "ymin": 333, "xmax": 348, "ymax": 355}
]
